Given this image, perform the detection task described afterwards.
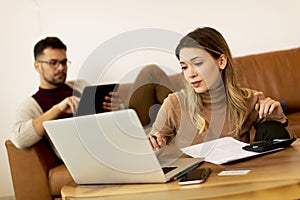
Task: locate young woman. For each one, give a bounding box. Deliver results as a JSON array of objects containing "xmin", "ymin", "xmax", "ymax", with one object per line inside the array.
[{"xmin": 147, "ymin": 27, "xmax": 292, "ymax": 151}]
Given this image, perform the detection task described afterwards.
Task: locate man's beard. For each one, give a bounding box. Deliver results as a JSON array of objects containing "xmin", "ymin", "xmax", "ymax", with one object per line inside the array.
[{"xmin": 44, "ymin": 72, "xmax": 66, "ymax": 86}]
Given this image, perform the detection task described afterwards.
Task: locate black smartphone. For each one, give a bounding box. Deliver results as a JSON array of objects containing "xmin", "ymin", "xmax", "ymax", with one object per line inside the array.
[{"xmin": 178, "ymin": 168, "xmax": 211, "ymax": 185}]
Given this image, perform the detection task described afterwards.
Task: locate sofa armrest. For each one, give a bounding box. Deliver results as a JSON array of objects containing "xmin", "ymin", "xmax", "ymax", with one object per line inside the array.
[{"xmin": 5, "ymin": 138, "xmax": 62, "ymax": 200}]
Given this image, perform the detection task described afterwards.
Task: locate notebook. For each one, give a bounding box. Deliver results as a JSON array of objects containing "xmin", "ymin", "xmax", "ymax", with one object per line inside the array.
[
  {"xmin": 75, "ymin": 83, "xmax": 119, "ymax": 117},
  {"xmin": 43, "ymin": 109, "xmax": 203, "ymax": 184}
]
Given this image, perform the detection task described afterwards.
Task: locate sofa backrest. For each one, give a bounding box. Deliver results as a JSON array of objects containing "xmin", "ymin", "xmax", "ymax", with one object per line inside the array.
[{"xmin": 233, "ymin": 47, "xmax": 300, "ymax": 113}]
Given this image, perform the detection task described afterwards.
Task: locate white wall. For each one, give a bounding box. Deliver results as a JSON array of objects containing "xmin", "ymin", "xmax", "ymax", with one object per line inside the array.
[{"xmin": 1, "ymin": 0, "xmax": 300, "ymax": 197}]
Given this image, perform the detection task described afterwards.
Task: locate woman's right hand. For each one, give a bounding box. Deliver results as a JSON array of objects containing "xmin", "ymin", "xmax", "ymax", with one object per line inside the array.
[{"xmin": 148, "ymin": 132, "xmax": 167, "ymax": 151}]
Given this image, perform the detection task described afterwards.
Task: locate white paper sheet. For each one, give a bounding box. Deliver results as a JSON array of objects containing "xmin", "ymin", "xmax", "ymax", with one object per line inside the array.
[{"xmin": 181, "ymin": 137, "xmax": 282, "ymax": 165}]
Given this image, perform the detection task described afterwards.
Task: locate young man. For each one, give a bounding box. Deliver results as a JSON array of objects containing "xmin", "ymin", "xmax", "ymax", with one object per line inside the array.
[{"xmin": 11, "ymin": 37, "xmax": 88, "ymax": 149}]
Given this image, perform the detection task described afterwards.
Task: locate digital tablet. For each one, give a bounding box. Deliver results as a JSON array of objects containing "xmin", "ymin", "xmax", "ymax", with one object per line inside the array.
[{"xmin": 75, "ymin": 83, "xmax": 119, "ymax": 117}]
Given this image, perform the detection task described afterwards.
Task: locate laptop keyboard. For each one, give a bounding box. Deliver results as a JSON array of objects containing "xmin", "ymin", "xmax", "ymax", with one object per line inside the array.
[{"xmin": 162, "ymin": 166, "xmax": 177, "ymax": 174}]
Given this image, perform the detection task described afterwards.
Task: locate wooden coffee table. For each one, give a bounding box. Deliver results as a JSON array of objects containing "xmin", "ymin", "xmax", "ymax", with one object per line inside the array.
[{"xmin": 61, "ymin": 139, "xmax": 300, "ymax": 200}]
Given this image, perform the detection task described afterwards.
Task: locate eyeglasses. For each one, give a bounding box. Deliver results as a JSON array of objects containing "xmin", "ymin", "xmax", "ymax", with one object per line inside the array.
[{"xmin": 37, "ymin": 59, "xmax": 71, "ymax": 69}]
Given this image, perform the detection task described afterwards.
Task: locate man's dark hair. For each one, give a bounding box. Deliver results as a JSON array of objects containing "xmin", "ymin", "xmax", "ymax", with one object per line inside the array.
[{"xmin": 34, "ymin": 37, "xmax": 67, "ymax": 60}]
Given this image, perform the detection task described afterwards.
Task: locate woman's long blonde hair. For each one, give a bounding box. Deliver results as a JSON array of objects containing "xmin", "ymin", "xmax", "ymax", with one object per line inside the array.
[{"xmin": 175, "ymin": 27, "xmax": 251, "ymax": 136}]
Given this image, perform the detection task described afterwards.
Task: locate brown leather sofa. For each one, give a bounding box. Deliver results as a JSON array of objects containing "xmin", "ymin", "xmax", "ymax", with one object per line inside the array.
[
  {"xmin": 5, "ymin": 138, "xmax": 73, "ymax": 200},
  {"xmin": 234, "ymin": 47, "xmax": 300, "ymax": 137},
  {"xmin": 5, "ymin": 47, "xmax": 300, "ymax": 200}
]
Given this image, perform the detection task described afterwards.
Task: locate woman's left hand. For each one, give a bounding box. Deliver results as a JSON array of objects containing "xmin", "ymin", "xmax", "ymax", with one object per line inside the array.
[{"xmin": 254, "ymin": 91, "xmax": 285, "ymax": 120}]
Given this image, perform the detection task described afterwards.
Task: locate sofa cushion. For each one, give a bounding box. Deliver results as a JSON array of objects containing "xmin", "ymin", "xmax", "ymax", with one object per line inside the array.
[{"xmin": 286, "ymin": 113, "xmax": 300, "ymax": 137}]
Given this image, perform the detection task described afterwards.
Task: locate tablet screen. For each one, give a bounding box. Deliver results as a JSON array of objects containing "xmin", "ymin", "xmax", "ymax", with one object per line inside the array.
[{"xmin": 75, "ymin": 83, "xmax": 119, "ymax": 117}]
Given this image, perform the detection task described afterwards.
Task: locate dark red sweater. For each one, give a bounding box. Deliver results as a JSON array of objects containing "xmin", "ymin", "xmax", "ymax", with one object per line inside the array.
[{"xmin": 32, "ymin": 83, "xmax": 81, "ymax": 118}]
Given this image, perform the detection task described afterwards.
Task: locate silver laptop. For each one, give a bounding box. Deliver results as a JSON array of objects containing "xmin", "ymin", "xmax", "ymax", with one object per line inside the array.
[{"xmin": 43, "ymin": 109, "xmax": 203, "ymax": 184}]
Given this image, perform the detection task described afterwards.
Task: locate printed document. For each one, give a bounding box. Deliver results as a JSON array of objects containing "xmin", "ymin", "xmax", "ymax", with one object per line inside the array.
[{"xmin": 181, "ymin": 137, "xmax": 281, "ymax": 164}]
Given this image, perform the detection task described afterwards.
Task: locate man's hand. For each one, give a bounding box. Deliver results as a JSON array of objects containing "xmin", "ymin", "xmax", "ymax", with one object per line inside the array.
[
  {"xmin": 32, "ymin": 96, "xmax": 80, "ymax": 137},
  {"xmin": 103, "ymin": 92, "xmax": 125, "ymax": 111},
  {"xmin": 57, "ymin": 96, "xmax": 80, "ymax": 114}
]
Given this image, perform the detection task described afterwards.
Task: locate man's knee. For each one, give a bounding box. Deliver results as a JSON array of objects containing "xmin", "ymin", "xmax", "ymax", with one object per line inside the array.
[{"xmin": 140, "ymin": 64, "xmax": 162, "ymax": 75}]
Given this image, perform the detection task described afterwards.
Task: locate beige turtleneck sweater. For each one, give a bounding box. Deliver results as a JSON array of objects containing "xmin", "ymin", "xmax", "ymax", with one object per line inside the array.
[{"xmin": 149, "ymin": 85, "xmax": 285, "ymax": 148}]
